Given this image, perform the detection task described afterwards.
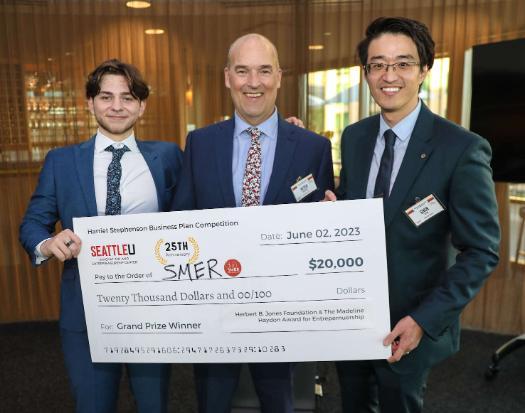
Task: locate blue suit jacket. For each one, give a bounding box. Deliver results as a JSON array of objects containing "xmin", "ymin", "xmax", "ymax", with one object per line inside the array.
[
  {"xmin": 337, "ymin": 103, "xmax": 500, "ymax": 372},
  {"xmin": 19, "ymin": 136, "xmax": 183, "ymax": 331},
  {"xmin": 173, "ymin": 116, "xmax": 334, "ymax": 211}
]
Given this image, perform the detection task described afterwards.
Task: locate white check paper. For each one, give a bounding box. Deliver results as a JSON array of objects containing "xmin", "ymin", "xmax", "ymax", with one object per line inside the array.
[{"xmin": 74, "ymin": 199, "xmax": 391, "ymax": 363}]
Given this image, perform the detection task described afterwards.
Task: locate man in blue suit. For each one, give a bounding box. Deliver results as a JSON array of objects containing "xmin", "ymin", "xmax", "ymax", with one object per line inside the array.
[
  {"xmin": 173, "ymin": 34, "xmax": 334, "ymax": 413},
  {"xmin": 326, "ymin": 17, "xmax": 500, "ymax": 413},
  {"xmin": 20, "ymin": 59, "xmax": 182, "ymax": 413}
]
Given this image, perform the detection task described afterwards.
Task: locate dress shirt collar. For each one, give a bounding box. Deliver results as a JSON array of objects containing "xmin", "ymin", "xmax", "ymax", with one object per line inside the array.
[
  {"xmin": 378, "ymin": 99, "xmax": 422, "ymax": 143},
  {"xmin": 233, "ymin": 108, "xmax": 278, "ymax": 141},
  {"xmin": 94, "ymin": 130, "xmax": 139, "ymax": 153}
]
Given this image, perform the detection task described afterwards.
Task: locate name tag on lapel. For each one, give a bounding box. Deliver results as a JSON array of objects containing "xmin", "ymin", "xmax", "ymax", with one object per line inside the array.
[
  {"xmin": 405, "ymin": 194, "xmax": 445, "ymax": 227},
  {"xmin": 291, "ymin": 174, "xmax": 317, "ymax": 202}
]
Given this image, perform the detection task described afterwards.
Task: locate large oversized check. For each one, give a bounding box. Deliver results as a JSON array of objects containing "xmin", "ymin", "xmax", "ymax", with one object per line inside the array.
[{"xmin": 74, "ymin": 199, "xmax": 391, "ymax": 363}]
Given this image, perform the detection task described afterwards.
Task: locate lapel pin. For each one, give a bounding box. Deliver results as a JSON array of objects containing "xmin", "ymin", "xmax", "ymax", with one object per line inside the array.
[{"xmin": 420, "ymin": 153, "xmax": 427, "ymax": 159}]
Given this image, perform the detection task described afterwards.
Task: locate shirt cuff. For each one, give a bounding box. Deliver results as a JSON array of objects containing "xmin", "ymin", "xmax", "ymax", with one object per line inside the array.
[{"xmin": 34, "ymin": 239, "xmax": 51, "ymax": 265}]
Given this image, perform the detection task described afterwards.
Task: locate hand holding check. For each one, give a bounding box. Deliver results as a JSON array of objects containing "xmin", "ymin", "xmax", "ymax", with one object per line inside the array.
[{"xmin": 41, "ymin": 229, "xmax": 82, "ymax": 262}]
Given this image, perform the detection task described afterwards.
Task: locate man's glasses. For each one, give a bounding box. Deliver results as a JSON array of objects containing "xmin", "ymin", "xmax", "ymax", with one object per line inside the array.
[{"xmin": 364, "ymin": 61, "xmax": 420, "ymax": 74}]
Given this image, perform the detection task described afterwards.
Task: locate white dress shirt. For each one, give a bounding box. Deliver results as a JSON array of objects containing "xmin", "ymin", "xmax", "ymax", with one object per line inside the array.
[{"xmin": 94, "ymin": 132, "xmax": 158, "ymax": 215}]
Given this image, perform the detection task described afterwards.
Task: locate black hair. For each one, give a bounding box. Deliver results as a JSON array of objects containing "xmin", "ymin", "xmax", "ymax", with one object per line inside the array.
[{"xmin": 357, "ymin": 17, "xmax": 435, "ymax": 70}]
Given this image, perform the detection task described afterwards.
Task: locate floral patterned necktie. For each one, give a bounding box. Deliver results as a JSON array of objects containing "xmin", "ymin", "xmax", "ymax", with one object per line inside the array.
[
  {"xmin": 105, "ymin": 145, "xmax": 130, "ymax": 215},
  {"xmin": 241, "ymin": 127, "xmax": 262, "ymax": 207}
]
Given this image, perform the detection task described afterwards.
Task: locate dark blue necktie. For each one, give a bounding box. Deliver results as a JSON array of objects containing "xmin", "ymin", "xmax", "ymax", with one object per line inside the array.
[
  {"xmin": 105, "ymin": 145, "xmax": 130, "ymax": 215},
  {"xmin": 374, "ymin": 129, "xmax": 396, "ymax": 199}
]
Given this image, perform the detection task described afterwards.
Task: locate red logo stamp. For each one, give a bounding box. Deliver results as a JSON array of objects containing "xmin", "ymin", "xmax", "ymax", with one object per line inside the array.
[{"xmin": 224, "ymin": 259, "xmax": 242, "ymax": 277}]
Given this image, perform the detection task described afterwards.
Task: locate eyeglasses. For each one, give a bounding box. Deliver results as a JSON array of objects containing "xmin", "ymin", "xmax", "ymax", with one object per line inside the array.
[{"xmin": 364, "ymin": 61, "xmax": 420, "ymax": 74}]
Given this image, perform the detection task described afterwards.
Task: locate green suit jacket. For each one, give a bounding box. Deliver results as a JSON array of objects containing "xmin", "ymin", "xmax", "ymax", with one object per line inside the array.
[{"xmin": 337, "ymin": 103, "xmax": 500, "ymax": 372}]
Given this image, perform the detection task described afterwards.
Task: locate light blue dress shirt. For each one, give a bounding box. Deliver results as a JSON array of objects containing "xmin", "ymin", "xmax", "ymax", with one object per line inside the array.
[
  {"xmin": 366, "ymin": 100, "xmax": 422, "ymax": 199},
  {"xmin": 232, "ymin": 109, "xmax": 279, "ymax": 206}
]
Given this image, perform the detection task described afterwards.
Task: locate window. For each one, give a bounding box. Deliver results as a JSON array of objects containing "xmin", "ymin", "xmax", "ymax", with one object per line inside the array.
[{"xmin": 306, "ymin": 66, "xmax": 361, "ymax": 173}]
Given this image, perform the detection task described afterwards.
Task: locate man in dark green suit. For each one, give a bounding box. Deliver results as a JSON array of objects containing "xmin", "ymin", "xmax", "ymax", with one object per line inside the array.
[{"xmin": 325, "ymin": 17, "xmax": 500, "ymax": 413}]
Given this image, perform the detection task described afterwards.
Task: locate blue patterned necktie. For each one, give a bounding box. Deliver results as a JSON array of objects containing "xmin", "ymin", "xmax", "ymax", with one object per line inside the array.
[
  {"xmin": 105, "ymin": 145, "xmax": 130, "ymax": 215},
  {"xmin": 374, "ymin": 129, "xmax": 396, "ymax": 199}
]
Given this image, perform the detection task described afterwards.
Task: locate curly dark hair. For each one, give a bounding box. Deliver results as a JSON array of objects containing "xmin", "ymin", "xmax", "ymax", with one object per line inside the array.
[{"xmin": 85, "ymin": 59, "xmax": 149, "ymax": 100}]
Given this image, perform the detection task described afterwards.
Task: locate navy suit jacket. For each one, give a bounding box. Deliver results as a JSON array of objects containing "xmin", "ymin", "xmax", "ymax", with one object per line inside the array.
[
  {"xmin": 337, "ymin": 103, "xmax": 500, "ymax": 372},
  {"xmin": 20, "ymin": 136, "xmax": 183, "ymax": 331},
  {"xmin": 173, "ymin": 116, "xmax": 334, "ymax": 211}
]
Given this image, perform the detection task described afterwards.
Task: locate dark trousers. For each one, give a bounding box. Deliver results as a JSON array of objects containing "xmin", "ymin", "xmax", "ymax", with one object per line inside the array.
[
  {"xmin": 60, "ymin": 329, "xmax": 170, "ymax": 413},
  {"xmin": 336, "ymin": 360, "xmax": 429, "ymax": 413},
  {"xmin": 194, "ymin": 362, "xmax": 294, "ymax": 413}
]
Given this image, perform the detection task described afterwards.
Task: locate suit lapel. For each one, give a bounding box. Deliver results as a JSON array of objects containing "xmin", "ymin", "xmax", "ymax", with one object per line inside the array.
[
  {"xmin": 214, "ymin": 119, "xmax": 236, "ymax": 207},
  {"xmin": 384, "ymin": 104, "xmax": 435, "ymax": 227},
  {"xmin": 263, "ymin": 118, "xmax": 298, "ymax": 205},
  {"xmin": 137, "ymin": 140, "xmax": 166, "ymax": 210},
  {"xmin": 74, "ymin": 136, "xmax": 98, "ymax": 216},
  {"xmin": 352, "ymin": 116, "xmax": 379, "ymax": 199}
]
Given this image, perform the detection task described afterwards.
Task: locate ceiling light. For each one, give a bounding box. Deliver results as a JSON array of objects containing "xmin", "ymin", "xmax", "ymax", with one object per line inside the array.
[
  {"xmin": 126, "ymin": 1, "xmax": 151, "ymax": 9},
  {"xmin": 145, "ymin": 28, "xmax": 165, "ymax": 35},
  {"xmin": 308, "ymin": 45, "xmax": 324, "ymax": 51}
]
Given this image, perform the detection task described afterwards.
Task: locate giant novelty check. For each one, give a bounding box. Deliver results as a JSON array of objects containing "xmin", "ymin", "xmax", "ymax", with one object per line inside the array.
[{"xmin": 74, "ymin": 199, "xmax": 391, "ymax": 363}]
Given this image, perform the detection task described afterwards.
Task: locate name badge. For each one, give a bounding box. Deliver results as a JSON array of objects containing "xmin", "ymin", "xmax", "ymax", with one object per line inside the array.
[
  {"xmin": 405, "ymin": 194, "xmax": 444, "ymax": 227},
  {"xmin": 291, "ymin": 174, "xmax": 317, "ymax": 202}
]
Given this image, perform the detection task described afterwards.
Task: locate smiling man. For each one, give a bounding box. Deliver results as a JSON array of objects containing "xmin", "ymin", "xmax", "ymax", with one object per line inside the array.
[
  {"xmin": 173, "ymin": 34, "xmax": 334, "ymax": 413},
  {"xmin": 20, "ymin": 59, "xmax": 183, "ymax": 413},
  {"xmin": 326, "ymin": 17, "xmax": 500, "ymax": 413}
]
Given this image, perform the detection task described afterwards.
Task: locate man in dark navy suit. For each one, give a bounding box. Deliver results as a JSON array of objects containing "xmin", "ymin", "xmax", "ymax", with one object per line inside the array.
[
  {"xmin": 173, "ymin": 34, "xmax": 334, "ymax": 413},
  {"xmin": 326, "ymin": 17, "xmax": 500, "ymax": 413},
  {"xmin": 20, "ymin": 59, "xmax": 182, "ymax": 413}
]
